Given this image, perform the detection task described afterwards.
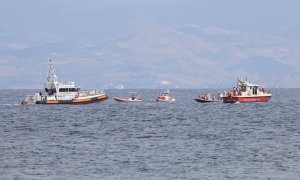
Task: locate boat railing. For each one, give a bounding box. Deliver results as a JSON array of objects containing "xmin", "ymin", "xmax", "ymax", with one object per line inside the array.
[
  {"xmin": 264, "ymin": 90, "xmax": 271, "ymax": 94},
  {"xmin": 259, "ymin": 88, "xmax": 271, "ymax": 95},
  {"xmin": 80, "ymin": 89, "xmax": 104, "ymax": 97}
]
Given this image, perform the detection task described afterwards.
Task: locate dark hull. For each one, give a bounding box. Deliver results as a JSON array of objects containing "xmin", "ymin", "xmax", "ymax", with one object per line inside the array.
[{"xmin": 194, "ymin": 98, "xmax": 219, "ymax": 103}]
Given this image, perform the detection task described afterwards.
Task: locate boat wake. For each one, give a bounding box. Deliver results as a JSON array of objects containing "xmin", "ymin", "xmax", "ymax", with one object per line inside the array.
[{"xmin": 0, "ymin": 103, "xmax": 19, "ymax": 106}]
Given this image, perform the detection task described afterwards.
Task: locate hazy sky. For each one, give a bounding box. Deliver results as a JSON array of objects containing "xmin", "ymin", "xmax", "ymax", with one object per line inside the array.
[
  {"xmin": 1, "ymin": 0, "xmax": 299, "ymax": 33},
  {"xmin": 0, "ymin": 0, "xmax": 300, "ymax": 88}
]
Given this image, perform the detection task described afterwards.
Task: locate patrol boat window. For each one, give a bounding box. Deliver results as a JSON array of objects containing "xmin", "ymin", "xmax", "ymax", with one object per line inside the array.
[{"xmin": 59, "ymin": 88, "xmax": 79, "ymax": 92}]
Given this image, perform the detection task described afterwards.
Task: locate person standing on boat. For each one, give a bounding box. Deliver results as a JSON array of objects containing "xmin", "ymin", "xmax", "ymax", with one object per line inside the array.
[
  {"xmin": 131, "ymin": 94, "xmax": 135, "ymax": 100},
  {"xmin": 233, "ymin": 87, "xmax": 236, "ymax": 96},
  {"xmin": 39, "ymin": 91, "xmax": 43, "ymax": 101},
  {"xmin": 227, "ymin": 92, "xmax": 232, "ymax": 100}
]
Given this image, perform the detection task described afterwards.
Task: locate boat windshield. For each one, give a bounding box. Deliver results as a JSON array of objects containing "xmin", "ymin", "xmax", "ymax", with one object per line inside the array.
[
  {"xmin": 240, "ymin": 86, "xmax": 246, "ymax": 92},
  {"xmin": 45, "ymin": 88, "xmax": 56, "ymax": 95}
]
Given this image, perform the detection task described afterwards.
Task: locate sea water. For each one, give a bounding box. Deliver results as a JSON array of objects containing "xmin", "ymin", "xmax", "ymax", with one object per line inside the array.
[{"xmin": 0, "ymin": 89, "xmax": 299, "ymax": 179}]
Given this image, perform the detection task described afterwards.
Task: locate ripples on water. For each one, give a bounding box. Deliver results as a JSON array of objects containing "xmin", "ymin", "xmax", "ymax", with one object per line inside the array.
[{"xmin": 0, "ymin": 89, "xmax": 299, "ymax": 179}]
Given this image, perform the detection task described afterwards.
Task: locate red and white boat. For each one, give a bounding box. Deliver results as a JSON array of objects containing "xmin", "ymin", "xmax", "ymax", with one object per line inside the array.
[
  {"xmin": 114, "ymin": 93, "xmax": 142, "ymax": 102},
  {"xmin": 156, "ymin": 90, "xmax": 175, "ymax": 102},
  {"xmin": 221, "ymin": 79, "xmax": 272, "ymax": 103}
]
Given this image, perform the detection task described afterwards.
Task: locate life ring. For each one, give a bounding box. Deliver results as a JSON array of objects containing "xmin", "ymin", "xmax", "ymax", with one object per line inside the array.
[{"xmin": 75, "ymin": 92, "xmax": 80, "ymax": 98}]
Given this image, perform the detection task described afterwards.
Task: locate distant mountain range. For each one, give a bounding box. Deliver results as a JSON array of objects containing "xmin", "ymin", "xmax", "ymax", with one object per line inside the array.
[{"xmin": 0, "ymin": 24, "xmax": 299, "ymax": 89}]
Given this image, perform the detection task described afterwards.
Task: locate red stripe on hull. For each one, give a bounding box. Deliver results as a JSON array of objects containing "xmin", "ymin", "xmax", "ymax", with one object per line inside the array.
[{"xmin": 222, "ymin": 96, "xmax": 271, "ymax": 103}]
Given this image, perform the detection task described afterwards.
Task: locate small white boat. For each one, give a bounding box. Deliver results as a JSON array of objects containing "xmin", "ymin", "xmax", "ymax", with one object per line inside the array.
[{"xmin": 156, "ymin": 90, "xmax": 175, "ymax": 102}]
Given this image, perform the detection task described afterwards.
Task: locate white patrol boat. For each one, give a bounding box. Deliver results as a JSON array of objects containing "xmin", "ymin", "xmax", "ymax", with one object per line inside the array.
[{"xmin": 21, "ymin": 60, "xmax": 108, "ymax": 105}]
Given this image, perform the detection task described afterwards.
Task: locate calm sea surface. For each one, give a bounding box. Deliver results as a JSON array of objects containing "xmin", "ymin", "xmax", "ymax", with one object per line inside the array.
[{"xmin": 0, "ymin": 89, "xmax": 299, "ymax": 180}]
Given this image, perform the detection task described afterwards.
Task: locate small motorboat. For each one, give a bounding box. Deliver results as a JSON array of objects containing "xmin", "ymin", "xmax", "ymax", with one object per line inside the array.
[
  {"xmin": 156, "ymin": 90, "xmax": 175, "ymax": 102},
  {"xmin": 194, "ymin": 93, "xmax": 219, "ymax": 103},
  {"xmin": 114, "ymin": 92, "xmax": 142, "ymax": 102}
]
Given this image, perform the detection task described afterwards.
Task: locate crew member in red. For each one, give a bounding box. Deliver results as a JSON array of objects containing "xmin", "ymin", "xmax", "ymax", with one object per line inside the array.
[{"xmin": 227, "ymin": 92, "xmax": 232, "ymax": 99}]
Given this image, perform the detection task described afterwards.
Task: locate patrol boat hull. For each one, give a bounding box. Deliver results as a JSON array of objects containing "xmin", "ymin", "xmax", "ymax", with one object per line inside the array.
[
  {"xmin": 222, "ymin": 95, "xmax": 271, "ymax": 103},
  {"xmin": 36, "ymin": 94, "xmax": 108, "ymax": 104}
]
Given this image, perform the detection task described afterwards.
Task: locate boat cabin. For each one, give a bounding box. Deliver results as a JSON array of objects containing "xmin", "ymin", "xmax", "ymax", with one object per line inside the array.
[{"xmin": 234, "ymin": 79, "xmax": 266, "ymax": 97}]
